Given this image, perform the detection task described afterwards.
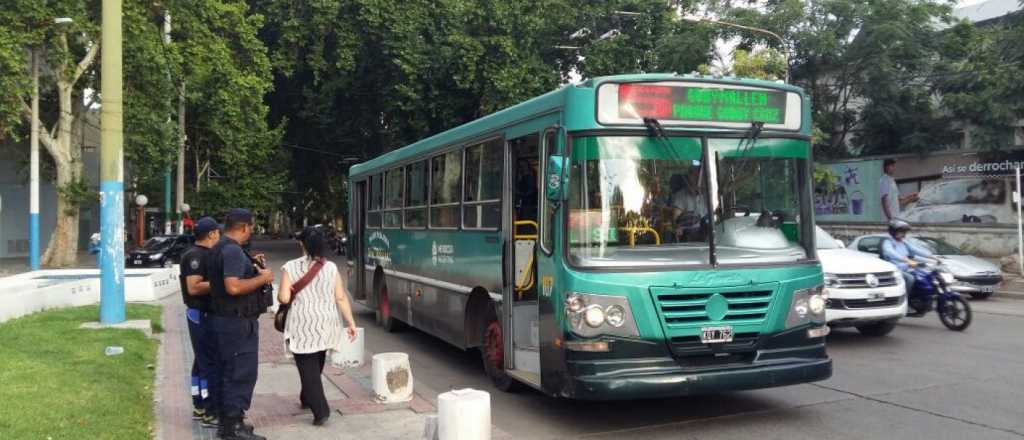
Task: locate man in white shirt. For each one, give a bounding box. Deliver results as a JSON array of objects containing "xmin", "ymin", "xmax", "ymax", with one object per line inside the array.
[{"xmin": 880, "ymin": 159, "xmax": 917, "ymax": 221}]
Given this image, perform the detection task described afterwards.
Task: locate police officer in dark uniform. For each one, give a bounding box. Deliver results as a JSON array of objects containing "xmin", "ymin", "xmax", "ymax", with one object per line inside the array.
[
  {"xmin": 208, "ymin": 209, "xmax": 274, "ymax": 440},
  {"xmin": 179, "ymin": 217, "xmax": 221, "ymax": 427}
]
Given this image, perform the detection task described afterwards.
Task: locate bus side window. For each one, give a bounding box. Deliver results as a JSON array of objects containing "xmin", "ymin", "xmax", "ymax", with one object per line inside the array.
[
  {"xmin": 463, "ymin": 138, "xmax": 502, "ymax": 229},
  {"xmin": 405, "ymin": 160, "xmax": 428, "ymax": 228},
  {"xmin": 430, "ymin": 151, "xmax": 461, "ymax": 228},
  {"xmin": 383, "ymin": 167, "xmax": 404, "ymax": 228},
  {"xmin": 367, "ymin": 174, "xmax": 382, "ymax": 228},
  {"xmin": 541, "ymin": 129, "xmax": 558, "ymax": 254}
]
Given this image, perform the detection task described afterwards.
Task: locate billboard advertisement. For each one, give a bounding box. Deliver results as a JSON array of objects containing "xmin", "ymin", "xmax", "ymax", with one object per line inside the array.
[
  {"xmin": 815, "ymin": 160, "xmax": 883, "ymax": 222},
  {"xmin": 817, "ymin": 150, "xmax": 1024, "ymax": 225}
]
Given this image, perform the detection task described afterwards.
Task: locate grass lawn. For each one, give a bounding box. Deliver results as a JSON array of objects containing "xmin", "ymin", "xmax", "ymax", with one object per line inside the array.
[{"xmin": 0, "ymin": 304, "xmax": 163, "ymax": 439}]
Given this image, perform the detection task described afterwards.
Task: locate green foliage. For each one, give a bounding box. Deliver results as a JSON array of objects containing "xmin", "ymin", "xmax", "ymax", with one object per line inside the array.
[
  {"xmin": 731, "ymin": 48, "xmax": 787, "ymax": 81},
  {"xmin": 0, "ymin": 304, "xmax": 161, "ymax": 440},
  {"xmin": 813, "ymin": 165, "xmax": 840, "ymax": 193},
  {"xmin": 253, "ymin": 0, "xmax": 716, "ymax": 222},
  {"xmin": 934, "ymin": 15, "xmax": 1024, "ymax": 150},
  {"xmin": 718, "ymin": 0, "xmax": 959, "ymax": 159},
  {"xmin": 56, "ymin": 178, "xmax": 97, "ymax": 216}
]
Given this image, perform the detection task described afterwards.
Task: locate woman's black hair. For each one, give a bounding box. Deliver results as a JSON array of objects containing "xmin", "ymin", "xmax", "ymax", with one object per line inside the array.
[{"xmin": 297, "ymin": 225, "xmax": 327, "ymax": 259}]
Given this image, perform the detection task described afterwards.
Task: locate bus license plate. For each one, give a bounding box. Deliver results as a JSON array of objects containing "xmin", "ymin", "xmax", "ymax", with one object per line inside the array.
[{"xmin": 700, "ymin": 326, "xmax": 734, "ymax": 344}]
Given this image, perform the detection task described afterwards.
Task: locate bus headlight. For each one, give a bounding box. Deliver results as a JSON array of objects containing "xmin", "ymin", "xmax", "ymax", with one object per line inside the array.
[
  {"xmin": 605, "ymin": 305, "xmax": 626, "ymax": 328},
  {"xmin": 564, "ymin": 293, "xmax": 639, "ymax": 338},
  {"xmin": 786, "ymin": 285, "xmax": 826, "ymax": 328},
  {"xmin": 584, "ymin": 306, "xmax": 605, "ymax": 328}
]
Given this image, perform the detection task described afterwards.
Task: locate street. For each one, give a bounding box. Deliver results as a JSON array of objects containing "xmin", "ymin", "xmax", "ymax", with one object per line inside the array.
[{"xmin": 255, "ymin": 239, "xmax": 1024, "ymax": 440}]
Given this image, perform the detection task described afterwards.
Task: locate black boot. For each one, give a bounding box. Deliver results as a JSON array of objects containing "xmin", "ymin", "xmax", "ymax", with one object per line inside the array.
[{"xmin": 217, "ymin": 417, "xmax": 265, "ymax": 440}]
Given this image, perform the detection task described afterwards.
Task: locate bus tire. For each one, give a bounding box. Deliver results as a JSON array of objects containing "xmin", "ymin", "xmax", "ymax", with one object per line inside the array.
[
  {"xmin": 376, "ymin": 283, "xmax": 403, "ymax": 332},
  {"xmin": 480, "ymin": 302, "xmax": 521, "ymax": 392}
]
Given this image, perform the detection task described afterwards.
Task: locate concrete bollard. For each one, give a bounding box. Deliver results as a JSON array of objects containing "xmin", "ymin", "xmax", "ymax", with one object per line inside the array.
[
  {"xmin": 372, "ymin": 352, "xmax": 413, "ymax": 403},
  {"xmin": 438, "ymin": 388, "xmax": 490, "ymax": 440},
  {"xmin": 330, "ymin": 327, "xmax": 365, "ymax": 368}
]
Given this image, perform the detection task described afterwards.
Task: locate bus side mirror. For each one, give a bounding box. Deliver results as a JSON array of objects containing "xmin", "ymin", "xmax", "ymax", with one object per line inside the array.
[{"xmin": 546, "ymin": 155, "xmax": 569, "ymax": 201}]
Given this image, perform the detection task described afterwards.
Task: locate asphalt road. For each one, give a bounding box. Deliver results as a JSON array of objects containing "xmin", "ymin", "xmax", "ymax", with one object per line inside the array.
[{"xmin": 254, "ymin": 239, "xmax": 1024, "ymax": 440}]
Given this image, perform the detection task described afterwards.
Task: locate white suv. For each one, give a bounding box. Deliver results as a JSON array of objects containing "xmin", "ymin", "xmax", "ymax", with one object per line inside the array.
[{"xmin": 816, "ymin": 227, "xmax": 907, "ymax": 336}]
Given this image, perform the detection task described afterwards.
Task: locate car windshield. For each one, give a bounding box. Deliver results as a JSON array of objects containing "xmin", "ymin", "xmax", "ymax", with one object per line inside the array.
[
  {"xmin": 567, "ymin": 136, "xmax": 812, "ymax": 267},
  {"xmin": 142, "ymin": 236, "xmax": 173, "ymax": 251},
  {"xmin": 910, "ymin": 237, "xmax": 961, "ymax": 255},
  {"xmin": 815, "ymin": 227, "xmax": 842, "ymax": 250}
]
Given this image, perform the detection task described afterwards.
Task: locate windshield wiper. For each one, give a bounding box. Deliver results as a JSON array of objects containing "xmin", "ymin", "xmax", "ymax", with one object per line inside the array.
[{"xmin": 719, "ymin": 121, "xmax": 766, "ymax": 210}]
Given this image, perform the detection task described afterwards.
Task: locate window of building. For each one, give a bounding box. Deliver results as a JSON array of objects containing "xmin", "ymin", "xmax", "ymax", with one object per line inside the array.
[
  {"xmin": 463, "ymin": 138, "xmax": 503, "ymax": 229},
  {"xmin": 383, "ymin": 167, "xmax": 403, "ymax": 228},
  {"xmin": 431, "ymin": 150, "xmax": 461, "ymax": 228},
  {"xmin": 405, "ymin": 160, "xmax": 428, "ymax": 228}
]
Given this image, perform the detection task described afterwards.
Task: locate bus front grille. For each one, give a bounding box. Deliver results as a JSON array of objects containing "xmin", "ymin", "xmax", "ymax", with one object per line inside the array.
[{"xmin": 651, "ymin": 288, "xmax": 775, "ymax": 327}]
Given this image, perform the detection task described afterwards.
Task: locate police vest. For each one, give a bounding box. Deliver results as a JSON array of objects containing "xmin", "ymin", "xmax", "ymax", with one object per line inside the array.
[
  {"xmin": 208, "ymin": 238, "xmax": 265, "ymax": 319},
  {"xmin": 178, "ymin": 245, "xmax": 211, "ymax": 311}
]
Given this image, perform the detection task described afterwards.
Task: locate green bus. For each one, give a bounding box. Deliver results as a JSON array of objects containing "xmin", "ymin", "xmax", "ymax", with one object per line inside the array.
[{"xmin": 347, "ymin": 74, "xmax": 831, "ymax": 399}]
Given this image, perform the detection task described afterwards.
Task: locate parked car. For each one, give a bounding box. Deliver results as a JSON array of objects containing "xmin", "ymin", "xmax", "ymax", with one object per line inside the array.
[
  {"xmin": 816, "ymin": 226, "xmax": 906, "ymax": 336},
  {"xmin": 127, "ymin": 234, "xmax": 194, "ymax": 268},
  {"xmin": 848, "ymin": 234, "xmax": 1003, "ymax": 299}
]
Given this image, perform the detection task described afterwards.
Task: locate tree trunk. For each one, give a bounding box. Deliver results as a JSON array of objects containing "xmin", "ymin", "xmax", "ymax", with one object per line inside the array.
[{"xmin": 41, "ymin": 82, "xmax": 83, "ymax": 268}]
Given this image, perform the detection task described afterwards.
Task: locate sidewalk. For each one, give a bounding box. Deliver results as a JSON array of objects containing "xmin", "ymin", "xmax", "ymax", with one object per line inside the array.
[{"xmin": 154, "ymin": 297, "xmax": 510, "ymax": 440}]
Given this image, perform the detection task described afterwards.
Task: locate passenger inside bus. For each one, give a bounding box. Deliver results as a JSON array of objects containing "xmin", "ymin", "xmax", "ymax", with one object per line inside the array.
[{"xmin": 667, "ymin": 166, "xmax": 707, "ymax": 242}]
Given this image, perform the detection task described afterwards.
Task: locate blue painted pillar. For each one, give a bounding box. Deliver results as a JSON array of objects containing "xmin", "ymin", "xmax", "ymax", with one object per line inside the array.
[{"xmin": 99, "ymin": 0, "xmax": 125, "ymax": 324}]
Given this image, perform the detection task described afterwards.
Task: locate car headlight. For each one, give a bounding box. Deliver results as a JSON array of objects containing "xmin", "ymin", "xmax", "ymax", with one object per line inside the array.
[
  {"xmin": 939, "ymin": 272, "xmax": 956, "ymax": 284},
  {"xmin": 786, "ymin": 285, "xmax": 826, "ymax": 328},
  {"xmin": 564, "ymin": 293, "xmax": 639, "ymax": 338},
  {"xmin": 149, "ymin": 253, "xmax": 163, "ymax": 260}
]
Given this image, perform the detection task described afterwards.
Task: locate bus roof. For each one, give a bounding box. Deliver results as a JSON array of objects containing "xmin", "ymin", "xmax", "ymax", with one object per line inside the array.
[{"xmin": 349, "ymin": 73, "xmax": 806, "ymax": 178}]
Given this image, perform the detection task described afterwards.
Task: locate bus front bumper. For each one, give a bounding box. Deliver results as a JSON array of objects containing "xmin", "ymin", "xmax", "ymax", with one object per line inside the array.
[{"xmin": 566, "ymin": 357, "xmax": 832, "ymax": 400}]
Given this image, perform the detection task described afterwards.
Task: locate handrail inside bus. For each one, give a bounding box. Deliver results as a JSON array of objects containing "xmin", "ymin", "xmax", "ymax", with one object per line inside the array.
[{"xmin": 624, "ymin": 227, "xmax": 661, "ymax": 246}]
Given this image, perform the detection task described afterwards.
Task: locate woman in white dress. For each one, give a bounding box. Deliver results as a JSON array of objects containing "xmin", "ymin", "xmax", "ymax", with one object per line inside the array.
[{"xmin": 277, "ymin": 226, "xmax": 357, "ymax": 426}]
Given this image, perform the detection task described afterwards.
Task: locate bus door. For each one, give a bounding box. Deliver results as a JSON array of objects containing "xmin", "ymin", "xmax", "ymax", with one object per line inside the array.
[
  {"xmin": 350, "ymin": 180, "xmax": 367, "ymax": 301},
  {"xmin": 505, "ymin": 133, "xmax": 542, "ymax": 382}
]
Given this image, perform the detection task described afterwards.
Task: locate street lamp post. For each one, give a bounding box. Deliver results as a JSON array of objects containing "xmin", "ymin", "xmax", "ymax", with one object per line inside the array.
[
  {"xmin": 681, "ymin": 17, "xmax": 790, "ymax": 83},
  {"xmin": 135, "ymin": 194, "xmax": 148, "ymax": 247}
]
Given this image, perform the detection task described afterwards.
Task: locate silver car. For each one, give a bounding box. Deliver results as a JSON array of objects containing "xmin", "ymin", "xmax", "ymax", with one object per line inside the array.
[{"xmin": 848, "ymin": 234, "xmax": 1003, "ymax": 299}]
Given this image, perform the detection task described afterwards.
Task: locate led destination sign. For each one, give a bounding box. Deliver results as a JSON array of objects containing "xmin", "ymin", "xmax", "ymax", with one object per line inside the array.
[{"xmin": 617, "ymin": 83, "xmax": 789, "ymax": 125}]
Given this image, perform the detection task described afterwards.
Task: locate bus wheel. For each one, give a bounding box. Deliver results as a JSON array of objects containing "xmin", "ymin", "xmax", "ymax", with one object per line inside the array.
[
  {"xmin": 377, "ymin": 284, "xmax": 402, "ymax": 332},
  {"xmin": 480, "ymin": 304, "xmax": 520, "ymax": 392}
]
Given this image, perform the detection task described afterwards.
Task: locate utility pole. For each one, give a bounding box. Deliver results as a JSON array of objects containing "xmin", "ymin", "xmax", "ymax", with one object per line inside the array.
[
  {"xmin": 164, "ymin": 11, "xmax": 186, "ymax": 235},
  {"xmin": 162, "ymin": 12, "xmax": 173, "ymax": 236},
  {"xmin": 99, "ymin": 0, "xmax": 126, "ymax": 324},
  {"xmin": 29, "ymin": 47, "xmax": 39, "ymax": 271}
]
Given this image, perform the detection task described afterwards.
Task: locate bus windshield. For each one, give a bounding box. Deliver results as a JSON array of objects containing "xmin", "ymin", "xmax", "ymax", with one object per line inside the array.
[
  {"xmin": 568, "ymin": 136, "xmax": 811, "ymax": 268},
  {"xmin": 710, "ymin": 138, "xmax": 811, "ymax": 265}
]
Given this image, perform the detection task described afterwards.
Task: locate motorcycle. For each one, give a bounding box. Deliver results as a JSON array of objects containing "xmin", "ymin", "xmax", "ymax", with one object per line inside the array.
[{"xmin": 905, "ymin": 261, "xmax": 972, "ymax": 331}]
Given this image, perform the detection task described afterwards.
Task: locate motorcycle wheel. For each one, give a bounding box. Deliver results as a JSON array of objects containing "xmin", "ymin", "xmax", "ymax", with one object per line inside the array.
[{"xmin": 938, "ymin": 296, "xmax": 972, "ymax": 331}]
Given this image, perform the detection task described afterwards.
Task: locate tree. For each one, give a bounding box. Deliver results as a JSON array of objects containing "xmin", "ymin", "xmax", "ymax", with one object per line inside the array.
[
  {"xmin": 166, "ymin": 0, "xmax": 285, "ymax": 217},
  {"xmin": 934, "ymin": 13, "xmax": 1024, "ymax": 150},
  {"xmin": 0, "ymin": 1, "xmax": 100, "ymax": 267},
  {"xmin": 251, "ymin": 0, "xmax": 717, "ymax": 224},
  {"xmin": 730, "ymin": 47, "xmax": 787, "ymax": 80},
  {"xmin": 1, "ymin": 0, "xmax": 282, "ymax": 265},
  {"xmin": 718, "ymin": 0, "xmax": 958, "ymax": 159}
]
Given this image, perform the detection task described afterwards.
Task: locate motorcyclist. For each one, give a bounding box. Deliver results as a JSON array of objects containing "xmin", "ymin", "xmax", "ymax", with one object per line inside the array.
[{"xmin": 881, "ymin": 219, "xmax": 934, "ymax": 290}]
